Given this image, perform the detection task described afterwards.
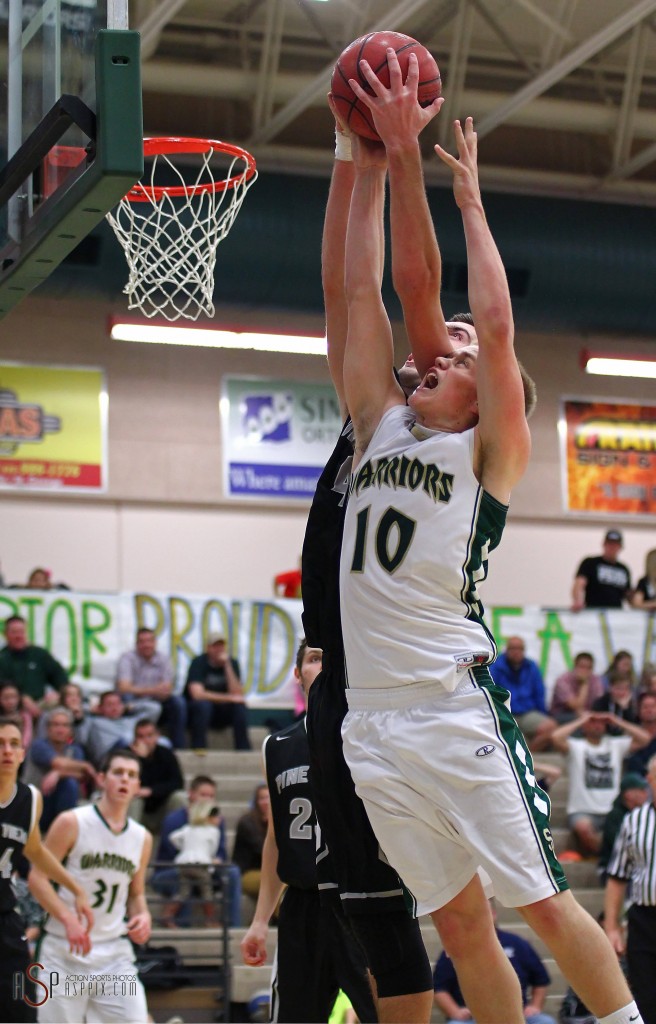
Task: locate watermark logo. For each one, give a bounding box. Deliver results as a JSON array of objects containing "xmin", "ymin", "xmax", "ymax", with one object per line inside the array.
[
  {"xmin": 12, "ymin": 965, "xmax": 138, "ymax": 1006},
  {"xmin": 13, "ymin": 964, "xmax": 58, "ymax": 1008}
]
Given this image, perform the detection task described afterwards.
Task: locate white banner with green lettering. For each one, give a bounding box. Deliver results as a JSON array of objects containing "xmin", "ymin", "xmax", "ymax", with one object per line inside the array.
[{"xmin": 1, "ymin": 589, "xmax": 654, "ymax": 707}]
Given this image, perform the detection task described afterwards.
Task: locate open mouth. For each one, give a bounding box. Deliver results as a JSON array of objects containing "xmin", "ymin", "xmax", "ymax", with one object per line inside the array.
[{"xmin": 423, "ymin": 371, "xmax": 439, "ymax": 390}]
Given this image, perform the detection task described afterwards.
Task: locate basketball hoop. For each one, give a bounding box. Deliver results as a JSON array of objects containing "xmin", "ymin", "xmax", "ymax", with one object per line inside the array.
[{"xmin": 106, "ymin": 137, "xmax": 257, "ymax": 321}]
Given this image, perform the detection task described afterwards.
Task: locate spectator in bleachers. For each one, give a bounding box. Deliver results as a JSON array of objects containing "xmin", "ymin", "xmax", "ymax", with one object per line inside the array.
[
  {"xmin": 0, "ymin": 681, "xmax": 33, "ymax": 748},
  {"xmin": 152, "ymin": 774, "xmax": 241, "ymax": 927},
  {"xmin": 85, "ymin": 690, "xmax": 140, "ymax": 768},
  {"xmin": 129, "ymin": 718, "xmax": 185, "ymax": 833},
  {"xmin": 549, "ymin": 652, "xmax": 605, "ymax": 724},
  {"xmin": 165, "ymin": 800, "xmax": 222, "ymax": 928},
  {"xmin": 433, "ymin": 899, "xmax": 556, "ymax": 1024},
  {"xmin": 36, "ymin": 681, "xmax": 92, "ymax": 751},
  {"xmin": 551, "ymin": 711, "xmax": 650, "ymax": 857},
  {"xmin": 624, "ymin": 692, "xmax": 656, "ymax": 778},
  {"xmin": 572, "ymin": 529, "xmax": 632, "ymax": 610},
  {"xmin": 0, "ymin": 615, "xmax": 66, "ymax": 722},
  {"xmin": 232, "ymin": 783, "xmax": 269, "ymax": 900},
  {"xmin": 598, "ymin": 772, "xmax": 649, "ymax": 882},
  {"xmin": 117, "ymin": 627, "xmax": 186, "ymax": 749},
  {"xmin": 601, "ymin": 650, "xmax": 637, "ymax": 691},
  {"xmin": 22, "ymin": 707, "xmax": 97, "ymax": 831},
  {"xmin": 592, "ymin": 672, "xmax": 639, "ymax": 731},
  {"xmin": 489, "ymin": 636, "xmax": 556, "ymax": 751},
  {"xmin": 184, "ymin": 633, "xmax": 251, "ymax": 751},
  {"xmin": 631, "ymin": 547, "xmax": 656, "ymax": 611}
]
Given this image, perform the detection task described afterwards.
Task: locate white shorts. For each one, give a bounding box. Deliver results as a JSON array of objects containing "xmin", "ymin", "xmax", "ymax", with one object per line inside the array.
[
  {"xmin": 37, "ymin": 934, "xmax": 148, "ymax": 1023},
  {"xmin": 342, "ymin": 673, "xmax": 568, "ymax": 917}
]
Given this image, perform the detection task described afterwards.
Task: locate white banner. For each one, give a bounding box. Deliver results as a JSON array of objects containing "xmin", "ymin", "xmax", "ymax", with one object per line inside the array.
[{"xmin": 1, "ymin": 589, "xmax": 654, "ymax": 707}]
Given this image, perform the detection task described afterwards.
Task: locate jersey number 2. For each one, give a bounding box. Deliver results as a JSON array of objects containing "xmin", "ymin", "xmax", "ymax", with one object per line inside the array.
[
  {"xmin": 289, "ymin": 797, "xmax": 312, "ymax": 840},
  {"xmin": 351, "ymin": 505, "xmax": 416, "ymax": 574}
]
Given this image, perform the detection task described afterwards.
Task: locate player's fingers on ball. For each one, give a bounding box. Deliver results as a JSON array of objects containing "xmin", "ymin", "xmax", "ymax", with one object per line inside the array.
[
  {"xmin": 358, "ymin": 60, "xmax": 386, "ymax": 96},
  {"xmin": 403, "ymin": 51, "xmax": 419, "ymax": 86},
  {"xmin": 386, "ymin": 47, "xmax": 404, "ymax": 82},
  {"xmin": 348, "ymin": 77, "xmax": 373, "ymax": 106}
]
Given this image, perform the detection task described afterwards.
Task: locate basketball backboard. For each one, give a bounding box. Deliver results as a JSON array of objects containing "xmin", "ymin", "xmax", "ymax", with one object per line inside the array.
[{"xmin": 0, "ymin": 0, "xmax": 143, "ymax": 316}]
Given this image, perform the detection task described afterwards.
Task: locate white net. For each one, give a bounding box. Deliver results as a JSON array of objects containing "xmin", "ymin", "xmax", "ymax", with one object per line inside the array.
[{"xmin": 106, "ymin": 144, "xmax": 258, "ymax": 321}]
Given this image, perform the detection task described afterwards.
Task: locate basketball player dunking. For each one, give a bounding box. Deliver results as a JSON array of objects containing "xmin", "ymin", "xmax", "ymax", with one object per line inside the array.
[
  {"xmin": 0, "ymin": 716, "xmax": 93, "ymax": 1023},
  {"xmin": 338, "ymin": 48, "xmax": 645, "ymax": 1024},
  {"xmin": 29, "ymin": 747, "xmax": 152, "ymax": 1024}
]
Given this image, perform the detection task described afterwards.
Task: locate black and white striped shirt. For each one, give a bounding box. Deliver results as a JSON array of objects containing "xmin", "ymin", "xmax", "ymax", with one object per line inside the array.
[{"xmin": 607, "ymin": 801, "xmax": 656, "ymax": 906}]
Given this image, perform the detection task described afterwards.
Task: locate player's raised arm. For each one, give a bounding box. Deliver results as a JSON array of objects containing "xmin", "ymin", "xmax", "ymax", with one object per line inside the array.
[
  {"xmin": 352, "ymin": 48, "xmax": 451, "ymax": 373},
  {"xmin": 435, "ymin": 118, "xmax": 531, "ymax": 502},
  {"xmin": 342, "ymin": 136, "xmax": 404, "ymax": 461},
  {"xmin": 323, "ymin": 104, "xmax": 356, "ymax": 420}
]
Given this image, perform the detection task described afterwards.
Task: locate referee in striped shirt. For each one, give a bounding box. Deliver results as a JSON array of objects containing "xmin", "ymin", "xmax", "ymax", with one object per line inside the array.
[{"xmin": 604, "ymin": 754, "xmax": 656, "ymax": 1024}]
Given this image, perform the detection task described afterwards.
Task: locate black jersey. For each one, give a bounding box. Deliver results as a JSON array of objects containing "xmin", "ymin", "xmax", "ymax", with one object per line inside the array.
[
  {"xmin": 301, "ymin": 418, "xmax": 353, "ymax": 655},
  {"xmin": 0, "ymin": 782, "xmax": 36, "ymax": 912},
  {"xmin": 264, "ymin": 718, "xmax": 316, "ymax": 891}
]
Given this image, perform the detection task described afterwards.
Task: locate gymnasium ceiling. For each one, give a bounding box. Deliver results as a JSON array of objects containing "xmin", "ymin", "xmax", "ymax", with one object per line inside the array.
[{"xmin": 131, "ymin": 0, "xmax": 656, "ymax": 206}]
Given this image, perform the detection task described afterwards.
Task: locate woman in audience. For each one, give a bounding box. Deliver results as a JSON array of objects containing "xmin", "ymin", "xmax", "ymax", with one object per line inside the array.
[
  {"xmin": 231, "ymin": 783, "xmax": 270, "ymax": 900},
  {"xmin": 0, "ymin": 680, "xmax": 33, "ymax": 747},
  {"xmin": 601, "ymin": 650, "xmax": 636, "ymax": 691},
  {"xmin": 631, "ymin": 548, "xmax": 656, "ymax": 611}
]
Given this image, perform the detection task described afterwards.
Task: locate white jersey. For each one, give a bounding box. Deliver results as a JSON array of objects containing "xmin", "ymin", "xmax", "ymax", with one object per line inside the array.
[
  {"xmin": 566, "ymin": 735, "xmax": 633, "ymax": 815},
  {"xmin": 170, "ymin": 823, "xmax": 219, "ymax": 864},
  {"xmin": 340, "ymin": 405, "xmax": 507, "ymax": 700},
  {"xmin": 45, "ymin": 803, "xmax": 147, "ymax": 944}
]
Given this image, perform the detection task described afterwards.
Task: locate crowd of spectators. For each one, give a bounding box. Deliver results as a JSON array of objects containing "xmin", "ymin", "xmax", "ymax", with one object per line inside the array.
[{"xmin": 0, "ymin": 613, "xmax": 264, "ymax": 932}]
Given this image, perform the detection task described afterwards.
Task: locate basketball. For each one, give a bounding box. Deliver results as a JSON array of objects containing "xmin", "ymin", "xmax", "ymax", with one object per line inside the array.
[{"xmin": 331, "ymin": 31, "xmax": 441, "ymax": 141}]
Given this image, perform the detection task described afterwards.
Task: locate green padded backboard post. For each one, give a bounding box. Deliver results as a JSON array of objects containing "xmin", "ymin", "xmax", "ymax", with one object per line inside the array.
[{"xmin": 0, "ymin": 29, "xmax": 143, "ymax": 318}]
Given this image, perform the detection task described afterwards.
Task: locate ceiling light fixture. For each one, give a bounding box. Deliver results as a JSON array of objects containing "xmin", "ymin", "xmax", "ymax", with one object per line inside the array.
[
  {"xmin": 109, "ymin": 320, "xmax": 326, "ymax": 355},
  {"xmin": 580, "ymin": 349, "xmax": 656, "ymax": 379}
]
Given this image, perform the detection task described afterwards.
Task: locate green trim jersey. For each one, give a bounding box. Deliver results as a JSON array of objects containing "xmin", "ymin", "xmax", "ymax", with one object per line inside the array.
[
  {"xmin": 340, "ymin": 405, "xmax": 507, "ymax": 697},
  {"xmin": 45, "ymin": 803, "xmax": 146, "ymax": 944}
]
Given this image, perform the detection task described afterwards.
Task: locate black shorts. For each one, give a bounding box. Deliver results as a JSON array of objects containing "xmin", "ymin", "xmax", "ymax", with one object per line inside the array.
[
  {"xmin": 271, "ymin": 887, "xmax": 376, "ymax": 1023},
  {"xmin": 0, "ymin": 909, "xmax": 36, "ymax": 1023},
  {"xmin": 306, "ymin": 660, "xmax": 408, "ymax": 914}
]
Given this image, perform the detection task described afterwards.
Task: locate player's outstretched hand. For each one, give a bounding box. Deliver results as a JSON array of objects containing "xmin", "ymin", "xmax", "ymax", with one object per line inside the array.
[
  {"xmin": 240, "ymin": 922, "xmax": 268, "ymax": 966},
  {"xmin": 127, "ymin": 911, "xmax": 152, "ymax": 945},
  {"xmin": 63, "ymin": 909, "xmax": 92, "ymax": 956},
  {"xmin": 434, "ymin": 117, "xmax": 481, "ymax": 210},
  {"xmin": 350, "ymin": 48, "xmax": 444, "ymax": 150}
]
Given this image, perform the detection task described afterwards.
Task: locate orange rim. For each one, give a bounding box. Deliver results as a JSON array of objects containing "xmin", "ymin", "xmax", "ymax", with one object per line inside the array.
[{"xmin": 125, "ymin": 137, "xmax": 257, "ymax": 203}]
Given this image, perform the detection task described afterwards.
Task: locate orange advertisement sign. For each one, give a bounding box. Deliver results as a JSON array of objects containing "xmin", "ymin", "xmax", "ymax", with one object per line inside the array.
[
  {"xmin": 0, "ymin": 363, "xmax": 107, "ymax": 492},
  {"xmin": 561, "ymin": 398, "xmax": 656, "ymax": 515}
]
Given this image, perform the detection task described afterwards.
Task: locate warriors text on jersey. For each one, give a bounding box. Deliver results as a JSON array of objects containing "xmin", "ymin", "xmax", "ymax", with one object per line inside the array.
[
  {"xmin": 44, "ymin": 803, "xmax": 146, "ymax": 943},
  {"xmin": 0, "ymin": 782, "xmax": 37, "ymax": 912},
  {"xmin": 340, "ymin": 405, "xmax": 507, "ymax": 697},
  {"xmin": 264, "ymin": 718, "xmax": 317, "ymax": 891}
]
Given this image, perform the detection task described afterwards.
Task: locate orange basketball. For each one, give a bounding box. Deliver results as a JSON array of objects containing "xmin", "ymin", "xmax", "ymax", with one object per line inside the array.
[{"xmin": 331, "ymin": 31, "xmax": 441, "ymax": 141}]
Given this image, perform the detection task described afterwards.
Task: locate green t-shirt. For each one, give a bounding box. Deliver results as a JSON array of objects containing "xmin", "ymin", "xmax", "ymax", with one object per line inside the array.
[{"xmin": 0, "ymin": 645, "xmax": 67, "ymax": 699}]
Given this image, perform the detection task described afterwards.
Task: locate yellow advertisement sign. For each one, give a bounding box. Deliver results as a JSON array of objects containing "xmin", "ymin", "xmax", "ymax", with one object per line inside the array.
[
  {"xmin": 561, "ymin": 397, "xmax": 656, "ymax": 515},
  {"xmin": 0, "ymin": 363, "xmax": 107, "ymax": 492}
]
